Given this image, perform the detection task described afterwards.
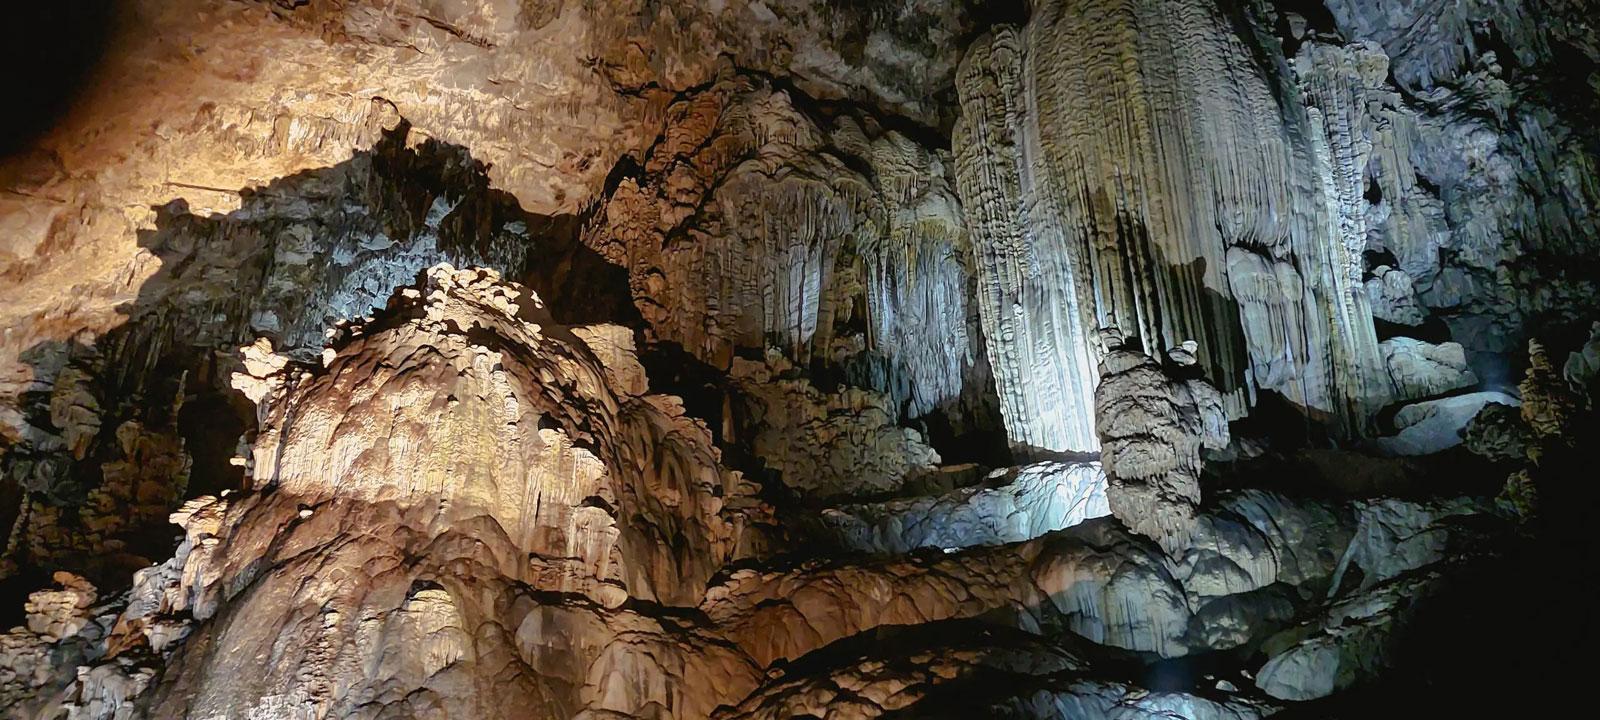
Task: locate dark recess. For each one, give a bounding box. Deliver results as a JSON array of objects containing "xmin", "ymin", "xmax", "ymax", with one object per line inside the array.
[{"xmin": 1, "ymin": 3, "xmax": 119, "ymax": 158}]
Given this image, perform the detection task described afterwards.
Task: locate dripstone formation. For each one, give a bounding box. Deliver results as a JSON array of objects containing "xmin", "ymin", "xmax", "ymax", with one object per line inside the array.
[{"xmin": 2, "ymin": 0, "xmax": 1597, "ymax": 718}]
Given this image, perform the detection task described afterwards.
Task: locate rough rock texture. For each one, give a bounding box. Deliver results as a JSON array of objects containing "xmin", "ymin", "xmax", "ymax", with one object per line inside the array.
[
  {"xmin": 714, "ymin": 623, "xmax": 1275, "ymax": 720},
  {"xmin": 0, "ymin": 285, "xmax": 1497, "ymax": 716},
  {"xmin": 1, "ymin": 125, "xmax": 623, "ymax": 585},
  {"xmin": 1365, "ymin": 265, "xmax": 1428, "ymax": 327},
  {"xmin": 1, "ymin": 1, "xmax": 999, "ymax": 577},
  {"xmin": 3, "ymin": 0, "xmax": 1596, "ymax": 716},
  {"xmin": 1321, "ymin": 0, "xmax": 1600, "ymax": 359},
  {"xmin": 728, "ymin": 352, "xmax": 940, "ymax": 499},
  {"xmin": 1375, "ymin": 391, "xmax": 1520, "ymax": 456},
  {"xmin": 1095, "ymin": 338, "xmax": 1229, "ymax": 556},
  {"xmin": 581, "ymin": 77, "xmax": 975, "ymax": 402},
  {"xmin": 107, "ymin": 267, "xmax": 774, "ymax": 718},
  {"xmin": 1379, "ymin": 338, "xmax": 1478, "ymax": 401},
  {"xmin": 1255, "ymin": 569, "xmax": 1443, "ymax": 701},
  {"xmin": 1463, "ymin": 401, "xmax": 1531, "ymax": 463}
]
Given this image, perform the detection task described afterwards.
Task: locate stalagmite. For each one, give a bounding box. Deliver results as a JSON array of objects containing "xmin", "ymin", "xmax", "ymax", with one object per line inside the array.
[{"xmin": 1095, "ymin": 333, "xmax": 1229, "ymax": 556}]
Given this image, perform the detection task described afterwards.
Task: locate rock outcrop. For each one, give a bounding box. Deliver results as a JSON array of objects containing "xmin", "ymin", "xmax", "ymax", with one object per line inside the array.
[
  {"xmin": 0, "ymin": 262, "xmax": 1500, "ymax": 714},
  {"xmin": 819, "ymin": 461, "xmax": 1108, "ymax": 554}
]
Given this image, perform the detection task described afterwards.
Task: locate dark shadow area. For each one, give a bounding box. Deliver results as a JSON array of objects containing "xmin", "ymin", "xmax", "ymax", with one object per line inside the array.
[
  {"xmin": 1274, "ymin": 462, "xmax": 1600, "ymax": 717},
  {"xmin": 1206, "ymin": 441, "xmax": 1509, "ymax": 502},
  {"xmin": 0, "ymin": 3, "xmax": 120, "ymax": 158}
]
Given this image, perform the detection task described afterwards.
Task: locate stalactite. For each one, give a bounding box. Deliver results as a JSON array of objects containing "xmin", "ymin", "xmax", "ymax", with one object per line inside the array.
[
  {"xmin": 954, "ymin": 0, "xmax": 1390, "ymax": 451},
  {"xmin": 952, "ymin": 27, "xmax": 1101, "ymax": 454}
]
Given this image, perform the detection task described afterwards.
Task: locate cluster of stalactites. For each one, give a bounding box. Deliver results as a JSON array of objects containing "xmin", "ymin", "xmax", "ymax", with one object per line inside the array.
[
  {"xmin": 952, "ymin": 25, "xmax": 1102, "ymax": 454},
  {"xmin": 583, "ymin": 80, "xmax": 977, "ymax": 424},
  {"xmin": 856, "ymin": 130, "xmax": 975, "ymax": 419},
  {"xmin": 954, "ymin": 0, "xmax": 1389, "ymax": 453}
]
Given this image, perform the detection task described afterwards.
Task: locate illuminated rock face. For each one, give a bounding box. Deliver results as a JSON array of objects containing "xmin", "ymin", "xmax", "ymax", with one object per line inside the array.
[
  {"xmin": 953, "ymin": 0, "xmax": 1390, "ymax": 453},
  {"xmin": 2, "ymin": 0, "xmax": 1598, "ymax": 717},
  {"xmin": 581, "ymin": 77, "xmax": 984, "ymax": 430},
  {"xmin": 123, "ymin": 267, "xmax": 770, "ymax": 718},
  {"xmin": 819, "ymin": 461, "xmax": 1109, "ymax": 554},
  {"xmin": 0, "ymin": 265, "xmax": 1500, "ymax": 717}
]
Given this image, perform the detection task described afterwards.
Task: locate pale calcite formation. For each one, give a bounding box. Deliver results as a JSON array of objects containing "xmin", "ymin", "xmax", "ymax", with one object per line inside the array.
[
  {"xmin": 952, "ymin": 0, "xmax": 1389, "ymax": 453},
  {"xmin": 819, "ymin": 461, "xmax": 1109, "ymax": 554},
  {"xmin": 0, "ymin": 0, "xmax": 1593, "ymax": 715},
  {"xmin": 1379, "ymin": 338, "xmax": 1478, "ymax": 401},
  {"xmin": 0, "ymin": 251, "xmax": 1492, "ymax": 715},
  {"xmin": 1365, "ymin": 266, "xmax": 1428, "ymax": 327},
  {"xmin": 1375, "ymin": 391, "xmax": 1520, "ymax": 456},
  {"xmin": 0, "ymin": 573, "xmax": 137, "ymax": 720},
  {"xmin": 1318, "ymin": 5, "xmax": 1600, "ymax": 356}
]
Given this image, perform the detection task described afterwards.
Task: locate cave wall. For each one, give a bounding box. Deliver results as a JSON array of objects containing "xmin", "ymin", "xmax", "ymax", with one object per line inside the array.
[
  {"xmin": 952, "ymin": 0, "xmax": 1397, "ymax": 453},
  {"xmin": 0, "ymin": 0, "xmax": 1597, "ymax": 717}
]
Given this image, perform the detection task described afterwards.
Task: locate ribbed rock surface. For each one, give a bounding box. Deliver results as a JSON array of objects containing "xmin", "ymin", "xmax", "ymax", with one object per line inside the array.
[
  {"xmin": 581, "ymin": 76, "xmax": 981, "ymax": 426},
  {"xmin": 2, "ymin": 0, "xmax": 1594, "ymax": 716},
  {"xmin": 952, "ymin": 0, "xmax": 1389, "ymax": 453},
  {"xmin": 728, "ymin": 353, "xmax": 941, "ymax": 499},
  {"xmin": 2, "ymin": 0, "xmax": 992, "ymax": 575},
  {"xmin": 101, "ymin": 267, "xmax": 773, "ymax": 718},
  {"xmin": 1, "ymin": 127, "xmax": 614, "ymax": 583}
]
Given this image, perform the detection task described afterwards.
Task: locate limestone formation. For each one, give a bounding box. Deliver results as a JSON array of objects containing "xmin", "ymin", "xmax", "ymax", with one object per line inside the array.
[
  {"xmin": 1365, "ymin": 266, "xmax": 1428, "ymax": 326},
  {"xmin": 1375, "ymin": 391, "xmax": 1520, "ymax": 456},
  {"xmin": 954, "ymin": 0, "xmax": 1391, "ymax": 454},
  {"xmin": 714, "ymin": 624, "xmax": 1275, "ymax": 720},
  {"xmin": 1255, "ymin": 569, "xmax": 1444, "ymax": 701},
  {"xmin": 1463, "ymin": 402, "xmax": 1531, "ymax": 463},
  {"xmin": 1095, "ymin": 340, "xmax": 1229, "ymax": 556},
  {"xmin": 1379, "ymin": 338, "xmax": 1478, "ymax": 401},
  {"xmin": 580, "ymin": 76, "xmax": 982, "ymax": 429},
  {"xmin": 727, "ymin": 352, "xmax": 941, "ymax": 500},
  {"xmin": 2, "ymin": 0, "xmax": 1596, "ymax": 715},
  {"xmin": 819, "ymin": 461, "xmax": 1109, "ymax": 554}
]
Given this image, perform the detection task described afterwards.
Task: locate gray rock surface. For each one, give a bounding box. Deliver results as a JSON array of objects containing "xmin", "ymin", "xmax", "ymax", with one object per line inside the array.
[
  {"xmin": 1375, "ymin": 391, "xmax": 1520, "ymax": 456},
  {"xmin": 1095, "ymin": 342, "xmax": 1230, "ymax": 556},
  {"xmin": 1380, "ymin": 338, "xmax": 1478, "ymax": 401},
  {"xmin": 1, "ymin": 0, "xmax": 1588, "ymax": 715}
]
